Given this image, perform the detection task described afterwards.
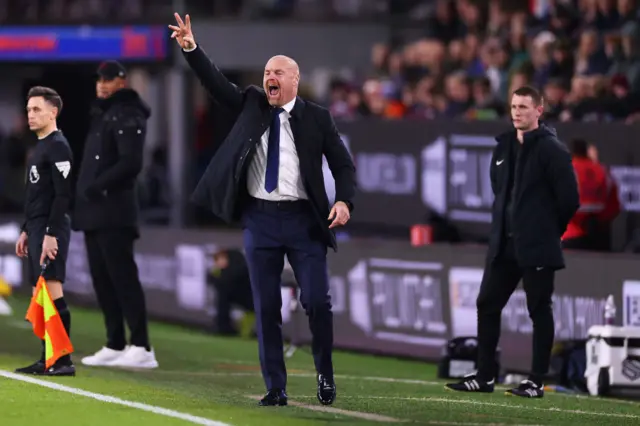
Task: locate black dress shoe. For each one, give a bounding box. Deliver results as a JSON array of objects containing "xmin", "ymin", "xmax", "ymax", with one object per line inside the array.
[
  {"xmin": 258, "ymin": 389, "xmax": 287, "ymax": 406},
  {"xmin": 42, "ymin": 362, "xmax": 76, "ymax": 377},
  {"xmin": 15, "ymin": 360, "xmax": 45, "ymax": 375},
  {"xmin": 317, "ymin": 374, "xmax": 336, "ymax": 405}
]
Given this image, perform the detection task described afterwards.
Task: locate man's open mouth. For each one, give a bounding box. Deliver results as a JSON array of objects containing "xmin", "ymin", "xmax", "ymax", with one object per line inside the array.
[{"xmin": 268, "ymin": 84, "xmax": 280, "ymax": 96}]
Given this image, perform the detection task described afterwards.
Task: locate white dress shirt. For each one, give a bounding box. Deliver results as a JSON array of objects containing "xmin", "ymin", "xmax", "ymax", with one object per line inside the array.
[
  {"xmin": 247, "ymin": 98, "xmax": 308, "ymax": 201},
  {"xmin": 183, "ymin": 45, "xmax": 306, "ymax": 201}
]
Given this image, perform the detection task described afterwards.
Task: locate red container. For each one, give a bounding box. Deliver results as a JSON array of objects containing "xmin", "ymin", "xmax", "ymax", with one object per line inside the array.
[{"xmin": 410, "ymin": 224, "xmax": 433, "ymax": 246}]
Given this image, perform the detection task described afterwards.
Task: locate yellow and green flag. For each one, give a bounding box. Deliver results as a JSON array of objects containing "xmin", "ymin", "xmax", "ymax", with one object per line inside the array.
[{"xmin": 25, "ymin": 276, "xmax": 73, "ymax": 368}]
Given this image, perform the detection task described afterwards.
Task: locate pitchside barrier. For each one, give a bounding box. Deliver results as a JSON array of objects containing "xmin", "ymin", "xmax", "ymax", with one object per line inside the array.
[{"xmin": 2, "ymin": 221, "xmax": 638, "ymax": 373}]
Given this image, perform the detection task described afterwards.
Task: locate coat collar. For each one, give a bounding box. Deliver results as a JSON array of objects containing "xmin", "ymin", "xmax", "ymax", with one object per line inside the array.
[
  {"xmin": 289, "ymin": 96, "xmax": 305, "ymax": 120},
  {"xmin": 263, "ymin": 96, "xmax": 305, "ymax": 120},
  {"xmin": 495, "ymin": 121, "xmax": 554, "ymax": 144},
  {"xmin": 281, "ymin": 97, "xmax": 296, "ymax": 114}
]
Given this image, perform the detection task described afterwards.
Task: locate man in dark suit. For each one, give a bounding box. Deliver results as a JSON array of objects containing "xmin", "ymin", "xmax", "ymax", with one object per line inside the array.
[{"xmin": 169, "ymin": 13, "xmax": 356, "ymax": 407}]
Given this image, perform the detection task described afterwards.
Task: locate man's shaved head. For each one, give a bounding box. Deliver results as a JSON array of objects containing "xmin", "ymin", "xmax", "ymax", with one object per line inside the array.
[
  {"xmin": 268, "ymin": 55, "xmax": 299, "ymax": 74},
  {"xmin": 263, "ymin": 55, "xmax": 300, "ymax": 106}
]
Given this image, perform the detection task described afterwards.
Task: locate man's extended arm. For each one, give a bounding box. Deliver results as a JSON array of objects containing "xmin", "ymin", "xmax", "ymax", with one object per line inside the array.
[{"xmin": 183, "ymin": 45, "xmax": 244, "ymax": 110}]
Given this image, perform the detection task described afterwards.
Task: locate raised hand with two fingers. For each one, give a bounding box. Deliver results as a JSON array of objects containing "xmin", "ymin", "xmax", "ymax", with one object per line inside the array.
[{"xmin": 168, "ymin": 12, "xmax": 196, "ymax": 50}]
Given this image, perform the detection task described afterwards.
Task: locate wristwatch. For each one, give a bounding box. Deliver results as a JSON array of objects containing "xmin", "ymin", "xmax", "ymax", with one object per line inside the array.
[{"xmin": 45, "ymin": 226, "xmax": 55, "ymax": 237}]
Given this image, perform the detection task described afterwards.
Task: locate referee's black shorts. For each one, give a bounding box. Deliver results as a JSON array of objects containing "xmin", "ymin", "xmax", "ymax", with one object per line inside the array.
[{"xmin": 25, "ymin": 215, "xmax": 71, "ymax": 286}]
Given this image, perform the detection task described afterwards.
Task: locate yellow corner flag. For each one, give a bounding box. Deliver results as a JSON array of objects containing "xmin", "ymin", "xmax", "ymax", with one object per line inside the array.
[{"xmin": 25, "ymin": 275, "xmax": 73, "ymax": 368}]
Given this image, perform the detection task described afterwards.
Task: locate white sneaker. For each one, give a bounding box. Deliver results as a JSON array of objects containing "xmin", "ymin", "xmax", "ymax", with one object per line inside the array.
[
  {"xmin": 81, "ymin": 346, "xmax": 128, "ymax": 367},
  {"xmin": 107, "ymin": 345, "xmax": 159, "ymax": 369}
]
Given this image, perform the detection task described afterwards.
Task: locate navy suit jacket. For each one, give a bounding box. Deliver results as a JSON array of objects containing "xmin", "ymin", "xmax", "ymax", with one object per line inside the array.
[{"xmin": 184, "ymin": 45, "xmax": 356, "ymax": 251}]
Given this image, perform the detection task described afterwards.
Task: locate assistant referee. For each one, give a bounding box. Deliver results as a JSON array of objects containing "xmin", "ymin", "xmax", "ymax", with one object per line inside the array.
[{"xmin": 15, "ymin": 86, "xmax": 75, "ymax": 377}]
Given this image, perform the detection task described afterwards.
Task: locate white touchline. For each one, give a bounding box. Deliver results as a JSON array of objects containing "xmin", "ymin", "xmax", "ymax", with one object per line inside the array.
[
  {"xmin": 0, "ymin": 370, "xmax": 232, "ymax": 426},
  {"xmin": 318, "ymin": 395, "xmax": 640, "ymax": 420},
  {"xmin": 183, "ymin": 371, "xmax": 640, "ymax": 403},
  {"xmin": 156, "ymin": 370, "xmax": 640, "ymax": 407},
  {"xmin": 247, "ymin": 395, "xmax": 547, "ymax": 426},
  {"xmin": 246, "ymin": 395, "xmax": 404, "ymax": 423}
]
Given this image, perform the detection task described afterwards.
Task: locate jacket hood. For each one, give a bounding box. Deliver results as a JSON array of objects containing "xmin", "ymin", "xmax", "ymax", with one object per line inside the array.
[
  {"xmin": 533, "ymin": 122, "xmax": 558, "ymax": 140},
  {"xmin": 93, "ymin": 88, "xmax": 151, "ymax": 118}
]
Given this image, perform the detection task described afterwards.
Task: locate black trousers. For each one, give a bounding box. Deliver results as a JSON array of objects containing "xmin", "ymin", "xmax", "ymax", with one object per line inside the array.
[
  {"xmin": 243, "ymin": 198, "xmax": 333, "ymax": 391},
  {"xmin": 476, "ymin": 238, "xmax": 555, "ymax": 382},
  {"xmin": 84, "ymin": 229, "xmax": 150, "ymax": 350}
]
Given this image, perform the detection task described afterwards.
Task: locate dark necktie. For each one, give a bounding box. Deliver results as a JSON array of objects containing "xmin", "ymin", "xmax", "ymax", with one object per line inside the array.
[{"xmin": 264, "ymin": 107, "xmax": 284, "ymax": 193}]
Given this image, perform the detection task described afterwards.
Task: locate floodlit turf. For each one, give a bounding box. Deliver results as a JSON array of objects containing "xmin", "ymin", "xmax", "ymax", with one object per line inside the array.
[{"xmin": 1, "ymin": 296, "xmax": 640, "ymax": 425}]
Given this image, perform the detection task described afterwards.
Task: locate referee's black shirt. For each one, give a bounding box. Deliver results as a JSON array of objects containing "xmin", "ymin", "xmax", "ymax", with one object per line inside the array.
[{"xmin": 22, "ymin": 130, "xmax": 73, "ymax": 236}]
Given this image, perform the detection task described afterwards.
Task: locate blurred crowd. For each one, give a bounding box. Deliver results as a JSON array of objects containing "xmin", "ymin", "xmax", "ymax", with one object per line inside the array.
[
  {"xmin": 0, "ymin": 0, "xmax": 391, "ymax": 22},
  {"xmin": 0, "ymin": 0, "xmax": 149, "ymax": 21},
  {"xmin": 327, "ymin": 0, "xmax": 640, "ymax": 123}
]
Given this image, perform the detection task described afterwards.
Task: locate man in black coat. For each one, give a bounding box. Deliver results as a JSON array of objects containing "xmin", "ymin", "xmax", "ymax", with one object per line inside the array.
[
  {"xmin": 446, "ymin": 86, "xmax": 579, "ymax": 398},
  {"xmin": 72, "ymin": 61, "xmax": 158, "ymax": 370},
  {"xmin": 170, "ymin": 13, "xmax": 356, "ymax": 407}
]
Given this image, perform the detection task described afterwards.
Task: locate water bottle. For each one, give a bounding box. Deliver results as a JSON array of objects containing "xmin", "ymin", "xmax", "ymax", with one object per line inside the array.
[{"xmin": 604, "ymin": 294, "xmax": 616, "ymax": 325}]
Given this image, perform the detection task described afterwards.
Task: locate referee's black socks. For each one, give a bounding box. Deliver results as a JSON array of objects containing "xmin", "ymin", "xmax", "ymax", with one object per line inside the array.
[{"xmin": 53, "ymin": 297, "xmax": 73, "ymax": 366}]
